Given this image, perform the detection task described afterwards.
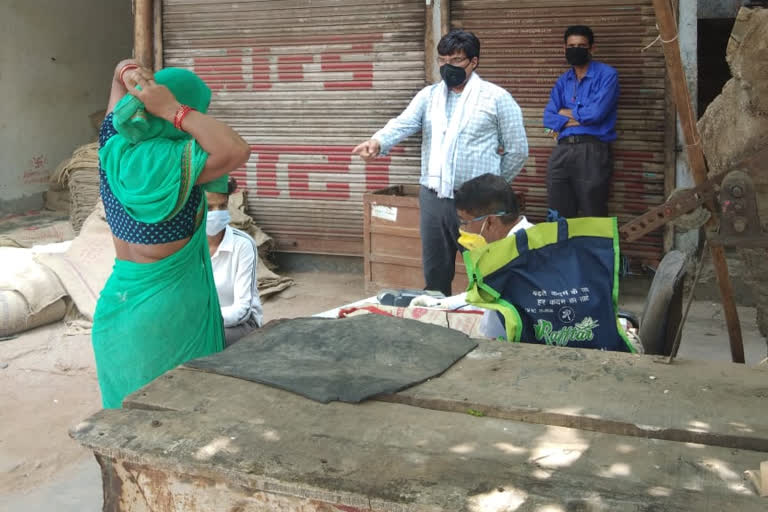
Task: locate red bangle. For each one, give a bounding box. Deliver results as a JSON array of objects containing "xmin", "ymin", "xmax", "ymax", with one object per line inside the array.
[
  {"xmin": 118, "ymin": 64, "xmax": 139, "ymax": 87},
  {"xmin": 173, "ymin": 105, "xmax": 195, "ymax": 130}
]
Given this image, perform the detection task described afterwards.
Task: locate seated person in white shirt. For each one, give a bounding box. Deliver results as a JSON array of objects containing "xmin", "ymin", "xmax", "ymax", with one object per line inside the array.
[
  {"xmin": 413, "ymin": 173, "xmax": 534, "ymax": 339},
  {"xmin": 206, "ymin": 179, "xmax": 264, "ymax": 347}
]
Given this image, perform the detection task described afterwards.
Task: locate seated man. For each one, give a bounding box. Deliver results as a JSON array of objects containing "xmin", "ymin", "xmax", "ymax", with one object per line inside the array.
[
  {"xmin": 459, "ymin": 180, "xmax": 637, "ymax": 352},
  {"xmin": 412, "ymin": 173, "xmax": 533, "ymax": 339},
  {"xmin": 454, "ymin": 173, "xmax": 534, "ymax": 339},
  {"xmin": 206, "ymin": 179, "xmax": 263, "ymax": 347}
]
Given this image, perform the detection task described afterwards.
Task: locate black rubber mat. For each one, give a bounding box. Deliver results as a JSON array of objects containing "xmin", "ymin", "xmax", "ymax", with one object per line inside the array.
[{"xmin": 185, "ymin": 315, "xmax": 478, "ymax": 403}]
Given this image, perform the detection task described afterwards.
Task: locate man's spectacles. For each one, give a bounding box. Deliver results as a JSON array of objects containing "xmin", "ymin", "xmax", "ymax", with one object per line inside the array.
[
  {"xmin": 437, "ymin": 56, "xmax": 469, "ymax": 67},
  {"xmin": 458, "ymin": 211, "xmax": 508, "ymax": 227}
]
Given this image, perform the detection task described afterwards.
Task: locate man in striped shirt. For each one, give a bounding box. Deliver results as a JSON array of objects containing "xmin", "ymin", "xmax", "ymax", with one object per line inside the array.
[{"xmin": 353, "ymin": 29, "xmax": 528, "ymax": 297}]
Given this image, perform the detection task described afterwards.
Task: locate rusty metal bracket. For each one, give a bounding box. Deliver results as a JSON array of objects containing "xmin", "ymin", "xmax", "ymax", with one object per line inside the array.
[
  {"xmin": 708, "ymin": 170, "xmax": 768, "ymax": 248},
  {"xmin": 620, "ymin": 172, "xmax": 724, "ymax": 243},
  {"xmin": 647, "ymin": 169, "xmax": 767, "ymax": 364},
  {"xmin": 620, "ymin": 144, "xmax": 768, "ymax": 244}
]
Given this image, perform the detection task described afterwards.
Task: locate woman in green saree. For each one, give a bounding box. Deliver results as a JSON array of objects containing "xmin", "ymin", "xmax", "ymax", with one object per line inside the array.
[{"xmin": 92, "ymin": 60, "xmax": 251, "ymax": 408}]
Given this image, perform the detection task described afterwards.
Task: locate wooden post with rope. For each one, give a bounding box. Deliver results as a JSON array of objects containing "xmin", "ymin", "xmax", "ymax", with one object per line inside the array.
[{"xmin": 651, "ymin": 0, "xmax": 745, "ymax": 363}]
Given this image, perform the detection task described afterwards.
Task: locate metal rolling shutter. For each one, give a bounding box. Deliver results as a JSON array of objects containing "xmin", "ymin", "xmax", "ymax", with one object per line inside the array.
[
  {"xmin": 452, "ymin": 0, "xmax": 671, "ymax": 262},
  {"xmin": 162, "ymin": 0, "xmax": 425, "ymax": 255}
]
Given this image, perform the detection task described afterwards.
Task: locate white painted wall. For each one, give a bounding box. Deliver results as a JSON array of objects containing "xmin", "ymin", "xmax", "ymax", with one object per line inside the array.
[{"xmin": 0, "ymin": 0, "xmax": 132, "ymax": 212}]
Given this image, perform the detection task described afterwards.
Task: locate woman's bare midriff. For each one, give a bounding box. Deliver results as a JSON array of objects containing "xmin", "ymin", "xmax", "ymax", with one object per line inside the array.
[{"xmin": 113, "ymin": 235, "xmax": 191, "ymax": 263}]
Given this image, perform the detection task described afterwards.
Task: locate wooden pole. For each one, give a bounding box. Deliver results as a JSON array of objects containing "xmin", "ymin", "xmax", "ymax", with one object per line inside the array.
[
  {"xmin": 153, "ymin": 0, "xmax": 163, "ymax": 71},
  {"xmin": 651, "ymin": 0, "xmax": 745, "ymax": 363},
  {"xmin": 662, "ymin": 0, "xmax": 679, "ymax": 256},
  {"xmin": 424, "ymin": 0, "xmax": 450, "ymax": 84},
  {"xmin": 134, "ymin": 0, "xmax": 154, "ymax": 69},
  {"xmin": 440, "ymin": 0, "xmax": 450, "ymax": 37}
]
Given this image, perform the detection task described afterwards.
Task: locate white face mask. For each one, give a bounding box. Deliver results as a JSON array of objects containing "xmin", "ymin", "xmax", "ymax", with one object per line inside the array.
[{"xmin": 206, "ymin": 210, "xmax": 231, "ymax": 236}]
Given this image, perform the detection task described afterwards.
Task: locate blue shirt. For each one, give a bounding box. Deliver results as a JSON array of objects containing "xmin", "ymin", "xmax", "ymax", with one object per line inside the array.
[{"xmin": 543, "ymin": 61, "xmax": 619, "ymax": 142}]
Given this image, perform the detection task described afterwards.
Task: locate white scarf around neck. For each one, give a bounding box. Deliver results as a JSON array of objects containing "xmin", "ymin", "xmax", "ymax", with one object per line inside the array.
[{"xmin": 427, "ymin": 72, "xmax": 483, "ymax": 199}]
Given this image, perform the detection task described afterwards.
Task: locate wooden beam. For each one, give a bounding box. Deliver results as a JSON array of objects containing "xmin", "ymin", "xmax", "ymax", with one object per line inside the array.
[
  {"xmin": 652, "ymin": 0, "xmax": 707, "ymax": 183},
  {"xmin": 662, "ymin": 0, "xmax": 678, "ymax": 254},
  {"xmin": 133, "ymin": 0, "xmax": 154, "ymax": 69},
  {"xmin": 153, "ymin": 0, "xmax": 163, "ymax": 71},
  {"xmin": 651, "ymin": 0, "xmax": 745, "ymax": 363},
  {"xmin": 745, "ymin": 461, "xmax": 768, "ymax": 497},
  {"xmin": 440, "ymin": 0, "xmax": 450, "ymax": 36},
  {"xmin": 424, "ymin": 0, "xmax": 450, "ymax": 84},
  {"xmin": 763, "ymin": 461, "xmax": 768, "ymax": 497}
]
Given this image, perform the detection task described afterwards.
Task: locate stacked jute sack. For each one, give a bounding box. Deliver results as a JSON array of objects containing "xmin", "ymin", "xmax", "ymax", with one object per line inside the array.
[
  {"xmin": 49, "ymin": 142, "xmax": 100, "ymax": 233},
  {"xmin": 0, "ymin": 247, "xmax": 69, "ymax": 338},
  {"xmin": 0, "ymin": 143, "xmax": 91, "ymax": 336}
]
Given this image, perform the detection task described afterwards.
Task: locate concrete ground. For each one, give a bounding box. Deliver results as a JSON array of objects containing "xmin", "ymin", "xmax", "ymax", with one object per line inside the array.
[{"xmin": 0, "ymin": 270, "xmax": 765, "ymax": 511}]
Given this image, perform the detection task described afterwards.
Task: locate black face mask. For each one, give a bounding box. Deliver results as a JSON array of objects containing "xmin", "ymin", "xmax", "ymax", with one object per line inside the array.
[
  {"xmin": 565, "ymin": 47, "xmax": 591, "ymax": 66},
  {"xmin": 440, "ymin": 63, "xmax": 467, "ymax": 88}
]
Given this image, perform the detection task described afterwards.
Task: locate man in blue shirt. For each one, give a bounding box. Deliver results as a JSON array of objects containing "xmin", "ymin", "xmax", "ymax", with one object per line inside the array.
[{"xmin": 543, "ymin": 25, "xmax": 619, "ymax": 218}]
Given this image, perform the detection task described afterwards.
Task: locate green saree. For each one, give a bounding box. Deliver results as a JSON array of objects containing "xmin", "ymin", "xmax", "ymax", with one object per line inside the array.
[{"xmin": 92, "ymin": 68, "xmax": 226, "ymax": 409}]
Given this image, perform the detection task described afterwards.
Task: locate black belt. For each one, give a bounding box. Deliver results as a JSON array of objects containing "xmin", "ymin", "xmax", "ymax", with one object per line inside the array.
[{"xmin": 558, "ymin": 134, "xmax": 604, "ymax": 145}]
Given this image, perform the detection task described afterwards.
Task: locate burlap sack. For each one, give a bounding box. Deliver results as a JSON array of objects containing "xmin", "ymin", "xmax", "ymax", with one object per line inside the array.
[
  {"xmin": 0, "ymin": 293, "xmax": 67, "ymax": 338},
  {"xmin": 0, "ymin": 247, "xmax": 68, "ymax": 336},
  {"xmin": 49, "ymin": 142, "xmax": 100, "ymax": 233},
  {"xmin": 257, "ymin": 262, "xmax": 294, "ymax": 300},
  {"xmin": 0, "ymin": 213, "xmax": 74, "ymax": 249},
  {"xmin": 35, "ymin": 202, "xmax": 114, "ymax": 321}
]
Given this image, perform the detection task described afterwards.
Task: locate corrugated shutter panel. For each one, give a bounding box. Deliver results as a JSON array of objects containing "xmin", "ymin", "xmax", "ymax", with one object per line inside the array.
[
  {"xmin": 452, "ymin": 0, "xmax": 669, "ymax": 262},
  {"xmin": 163, "ymin": 0, "xmax": 425, "ymax": 255}
]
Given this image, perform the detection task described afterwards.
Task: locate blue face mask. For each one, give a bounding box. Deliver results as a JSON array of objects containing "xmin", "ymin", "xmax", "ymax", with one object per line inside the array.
[{"xmin": 206, "ymin": 209, "xmax": 231, "ymax": 236}]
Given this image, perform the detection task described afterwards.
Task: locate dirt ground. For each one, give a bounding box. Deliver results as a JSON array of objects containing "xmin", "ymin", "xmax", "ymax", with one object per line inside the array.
[{"xmin": 0, "ymin": 270, "xmax": 765, "ymax": 511}]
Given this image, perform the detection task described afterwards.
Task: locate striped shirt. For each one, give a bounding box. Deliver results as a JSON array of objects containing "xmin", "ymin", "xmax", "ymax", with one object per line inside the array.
[
  {"xmin": 211, "ymin": 226, "xmax": 264, "ymax": 328},
  {"xmin": 373, "ymin": 76, "xmax": 528, "ymax": 192}
]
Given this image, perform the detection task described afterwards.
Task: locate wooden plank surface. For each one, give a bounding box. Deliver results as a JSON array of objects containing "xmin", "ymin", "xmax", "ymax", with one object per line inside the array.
[
  {"xmin": 744, "ymin": 462, "xmax": 768, "ymax": 497},
  {"xmin": 70, "ymin": 368, "xmax": 767, "ymax": 511},
  {"xmin": 763, "ymin": 461, "xmax": 768, "ymax": 497},
  {"xmin": 375, "ymin": 341, "xmax": 768, "ymax": 451}
]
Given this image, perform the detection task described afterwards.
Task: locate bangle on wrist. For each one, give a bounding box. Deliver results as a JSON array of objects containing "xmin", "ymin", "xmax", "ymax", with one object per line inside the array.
[
  {"xmin": 173, "ymin": 105, "xmax": 195, "ymax": 130},
  {"xmin": 118, "ymin": 64, "xmax": 139, "ymax": 87}
]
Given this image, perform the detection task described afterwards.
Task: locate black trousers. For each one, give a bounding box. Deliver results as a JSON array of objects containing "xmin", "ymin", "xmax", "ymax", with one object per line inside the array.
[
  {"xmin": 547, "ymin": 136, "xmax": 613, "ymax": 218},
  {"xmin": 419, "ymin": 186, "xmax": 460, "ymax": 297},
  {"xmin": 224, "ymin": 316, "xmax": 259, "ymax": 348}
]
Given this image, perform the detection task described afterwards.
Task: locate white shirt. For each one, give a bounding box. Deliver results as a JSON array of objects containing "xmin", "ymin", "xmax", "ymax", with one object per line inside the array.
[
  {"xmin": 211, "ymin": 226, "xmax": 263, "ymax": 328},
  {"xmin": 373, "ymin": 77, "xmax": 528, "ymax": 192},
  {"xmin": 506, "ymin": 215, "xmax": 534, "ymax": 237}
]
